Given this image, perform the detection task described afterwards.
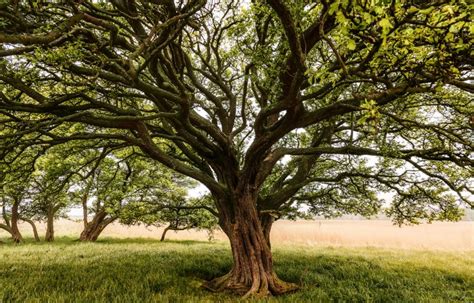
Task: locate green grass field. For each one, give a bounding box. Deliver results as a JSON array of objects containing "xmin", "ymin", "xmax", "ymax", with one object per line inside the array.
[{"xmin": 0, "ymin": 238, "xmax": 472, "ymax": 302}]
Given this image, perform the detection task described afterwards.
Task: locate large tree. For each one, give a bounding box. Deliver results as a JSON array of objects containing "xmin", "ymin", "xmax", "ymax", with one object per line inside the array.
[{"xmin": 0, "ymin": 0, "xmax": 472, "ymax": 297}]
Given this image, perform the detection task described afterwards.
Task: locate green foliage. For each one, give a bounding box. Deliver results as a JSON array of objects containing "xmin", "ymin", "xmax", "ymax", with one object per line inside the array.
[
  {"xmin": 21, "ymin": 146, "xmax": 77, "ymax": 221},
  {"xmin": 357, "ymin": 99, "xmax": 381, "ymax": 132},
  {"xmin": 387, "ymin": 182, "xmax": 464, "ymax": 225},
  {"xmin": 0, "ymin": 0, "xmax": 472, "ymax": 243},
  {"xmin": 121, "ymin": 195, "xmax": 218, "ymax": 240},
  {"xmin": 30, "ymin": 40, "xmax": 85, "ymax": 67}
]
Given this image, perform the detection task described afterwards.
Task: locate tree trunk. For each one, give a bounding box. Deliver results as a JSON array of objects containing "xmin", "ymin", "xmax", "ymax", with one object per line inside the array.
[
  {"xmin": 79, "ymin": 210, "xmax": 115, "ymax": 242},
  {"xmin": 202, "ymin": 190, "xmax": 298, "ymax": 298},
  {"xmin": 21, "ymin": 217, "xmax": 40, "ymax": 242},
  {"xmin": 160, "ymin": 225, "xmax": 171, "ymax": 242},
  {"xmin": 259, "ymin": 213, "xmax": 275, "ymax": 248},
  {"xmin": 10, "ymin": 202, "xmax": 23, "ymax": 243},
  {"xmin": 45, "ymin": 208, "xmax": 55, "ymax": 242}
]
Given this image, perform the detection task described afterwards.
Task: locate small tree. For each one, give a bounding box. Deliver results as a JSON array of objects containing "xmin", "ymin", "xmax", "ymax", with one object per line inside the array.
[
  {"xmin": 114, "ymin": 155, "xmax": 216, "ymax": 241},
  {"xmin": 0, "ymin": 150, "xmax": 41, "ymax": 242},
  {"xmin": 73, "ymin": 156, "xmax": 133, "ymax": 242},
  {"xmin": 122, "ymin": 195, "xmax": 218, "ymax": 242},
  {"xmin": 0, "ymin": 177, "xmax": 27, "ymax": 243},
  {"xmin": 157, "ymin": 197, "xmax": 218, "ymax": 242},
  {"xmin": 0, "ymin": 192, "xmax": 41, "ymax": 243},
  {"xmin": 70, "ymin": 148, "xmax": 196, "ymax": 242},
  {"xmin": 25, "ymin": 148, "xmax": 77, "ymax": 242}
]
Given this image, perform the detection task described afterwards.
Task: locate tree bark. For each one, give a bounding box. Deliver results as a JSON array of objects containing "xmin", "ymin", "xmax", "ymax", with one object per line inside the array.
[
  {"xmin": 160, "ymin": 225, "xmax": 171, "ymax": 242},
  {"xmin": 259, "ymin": 213, "xmax": 275, "ymax": 248},
  {"xmin": 21, "ymin": 217, "xmax": 40, "ymax": 242},
  {"xmin": 45, "ymin": 207, "xmax": 55, "ymax": 242},
  {"xmin": 10, "ymin": 201, "xmax": 23, "ymax": 243},
  {"xmin": 79, "ymin": 210, "xmax": 115, "ymax": 242},
  {"xmin": 202, "ymin": 190, "xmax": 298, "ymax": 298}
]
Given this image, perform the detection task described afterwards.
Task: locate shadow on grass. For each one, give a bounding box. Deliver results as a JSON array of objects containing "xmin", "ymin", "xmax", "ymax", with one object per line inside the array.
[
  {"xmin": 96, "ymin": 237, "xmax": 218, "ymax": 246},
  {"xmin": 0, "ymin": 236, "xmax": 218, "ymax": 246},
  {"xmin": 1, "ymin": 240, "xmax": 472, "ymax": 302},
  {"xmin": 0, "ymin": 236, "xmax": 79, "ymax": 245}
]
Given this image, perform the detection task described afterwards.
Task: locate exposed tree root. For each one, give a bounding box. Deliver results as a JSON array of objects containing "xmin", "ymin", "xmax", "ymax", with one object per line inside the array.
[{"xmin": 202, "ymin": 270, "xmax": 299, "ymax": 298}]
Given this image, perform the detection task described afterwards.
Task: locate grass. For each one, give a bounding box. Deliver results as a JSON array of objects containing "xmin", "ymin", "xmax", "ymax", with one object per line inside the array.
[{"xmin": 0, "ymin": 237, "xmax": 473, "ymax": 302}]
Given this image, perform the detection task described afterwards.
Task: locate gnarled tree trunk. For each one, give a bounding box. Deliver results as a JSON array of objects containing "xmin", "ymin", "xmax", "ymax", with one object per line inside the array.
[
  {"xmin": 10, "ymin": 201, "xmax": 23, "ymax": 243},
  {"xmin": 259, "ymin": 213, "xmax": 276, "ymax": 248},
  {"xmin": 79, "ymin": 210, "xmax": 115, "ymax": 242},
  {"xmin": 203, "ymin": 189, "xmax": 297, "ymax": 298}
]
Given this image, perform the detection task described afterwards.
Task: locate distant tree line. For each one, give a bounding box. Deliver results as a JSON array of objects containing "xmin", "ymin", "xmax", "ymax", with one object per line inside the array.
[{"xmin": 0, "ymin": 144, "xmax": 217, "ymax": 243}]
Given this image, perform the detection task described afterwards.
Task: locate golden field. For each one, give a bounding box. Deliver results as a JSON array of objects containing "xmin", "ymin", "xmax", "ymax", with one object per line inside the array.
[{"xmin": 3, "ymin": 219, "xmax": 472, "ymax": 251}]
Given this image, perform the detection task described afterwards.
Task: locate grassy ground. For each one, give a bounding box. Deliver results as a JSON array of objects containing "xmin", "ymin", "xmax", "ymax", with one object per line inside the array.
[{"xmin": 0, "ymin": 238, "xmax": 473, "ymax": 302}]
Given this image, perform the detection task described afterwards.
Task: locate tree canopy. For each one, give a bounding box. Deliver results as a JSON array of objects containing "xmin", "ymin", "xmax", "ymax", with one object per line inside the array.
[{"xmin": 0, "ymin": 0, "xmax": 472, "ymax": 297}]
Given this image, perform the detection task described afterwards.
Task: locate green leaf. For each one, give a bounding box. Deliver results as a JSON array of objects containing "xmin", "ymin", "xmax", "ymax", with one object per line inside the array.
[
  {"xmin": 347, "ymin": 39, "xmax": 356, "ymax": 51},
  {"xmin": 379, "ymin": 18, "xmax": 392, "ymax": 31}
]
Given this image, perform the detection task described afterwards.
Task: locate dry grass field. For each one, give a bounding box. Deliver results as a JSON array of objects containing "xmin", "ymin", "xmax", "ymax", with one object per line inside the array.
[{"xmin": 4, "ymin": 219, "xmax": 473, "ymax": 251}]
